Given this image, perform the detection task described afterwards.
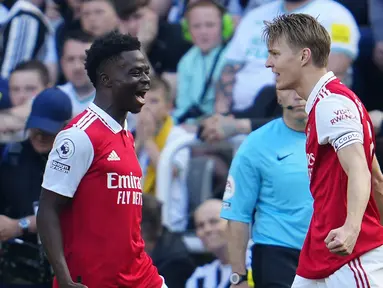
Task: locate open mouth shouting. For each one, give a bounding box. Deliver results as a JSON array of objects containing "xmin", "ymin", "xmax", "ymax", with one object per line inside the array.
[{"xmin": 135, "ymin": 89, "xmax": 149, "ymax": 105}]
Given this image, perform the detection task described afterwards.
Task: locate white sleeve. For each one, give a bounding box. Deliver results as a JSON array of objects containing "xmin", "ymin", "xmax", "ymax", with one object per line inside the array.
[
  {"xmin": 315, "ymin": 94, "xmax": 364, "ymax": 152},
  {"xmin": 42, "ymin": 127, "xmax": 94, "ymax": 197},
  {"xmin": 320, "ymin": 5, "xmax": 360, "ymax": 59}
]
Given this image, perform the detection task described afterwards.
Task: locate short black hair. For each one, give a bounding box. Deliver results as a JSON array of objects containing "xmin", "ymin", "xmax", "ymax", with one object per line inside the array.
[
  {"xmin": 63, "ymin": 29, "xmax": 95, "ymax": 45},
  {"xmin": 11, "ymin": 60, "xmax": 50, "ymax": 87},
  {"xmin": 113, "ymin": 0, "xmax": 149, "ymax": 20},
  {"xmin": 84, "ymin": 30, "xmax": 141, "ymax": 87},
  {"xmin": 61, "ymin": 30, "xmax": 95, "ymax": 58}
]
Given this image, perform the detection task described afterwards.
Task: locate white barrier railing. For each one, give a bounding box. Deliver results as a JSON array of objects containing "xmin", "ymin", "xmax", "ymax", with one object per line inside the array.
[{"xmin": 155, "ymin": 133, "xmax": 247, "ymax": 252}]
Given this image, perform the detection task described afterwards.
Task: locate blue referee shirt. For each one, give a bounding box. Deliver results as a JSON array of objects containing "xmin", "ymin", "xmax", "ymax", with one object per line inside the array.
[{"xmin": 220, "ymin": 118, "xmax": 313, "ymax": 250}]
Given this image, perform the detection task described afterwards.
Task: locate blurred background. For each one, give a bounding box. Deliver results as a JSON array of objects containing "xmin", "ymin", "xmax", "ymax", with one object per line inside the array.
[{"xmin": 0, "ymin": 0, "xmax": 382, "ymax": 287}]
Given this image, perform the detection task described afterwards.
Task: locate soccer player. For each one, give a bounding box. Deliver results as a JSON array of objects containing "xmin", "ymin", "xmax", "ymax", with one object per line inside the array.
[
  {"xmin": 264, "ymin": 14, "xmax": 383, "ymax": 287},
  {"xmin": 36, "ymin": 31, "xmax": 167, "ymax": 288},
  {"xmin": 221, "ymin": 89, "xmax": 312, "ymax": 288}
]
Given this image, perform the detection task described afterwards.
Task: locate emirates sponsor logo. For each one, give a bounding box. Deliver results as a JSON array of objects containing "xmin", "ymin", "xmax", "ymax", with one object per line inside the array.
[{"xmin": 107, "ymin": 172, "xmax": 143, "ymax": 205}]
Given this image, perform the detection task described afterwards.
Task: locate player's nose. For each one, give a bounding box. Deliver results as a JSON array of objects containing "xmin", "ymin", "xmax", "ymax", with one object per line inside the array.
[{"xmin": 265, "ymin": 56, "xmax": 273, "ymax": 68}]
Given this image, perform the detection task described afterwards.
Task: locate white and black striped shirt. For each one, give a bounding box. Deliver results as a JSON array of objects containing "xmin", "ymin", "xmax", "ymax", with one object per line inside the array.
[
  {"xmin": 186, "ymin": 260, "xmax": 231, "ymax": 288},
  {"xmin": 0, "ymin": 0, "xmax": 52, "ymax": 79},
  {"xmin": 186, "ymin": 244, "xmax": 253, "ymax": 288}
]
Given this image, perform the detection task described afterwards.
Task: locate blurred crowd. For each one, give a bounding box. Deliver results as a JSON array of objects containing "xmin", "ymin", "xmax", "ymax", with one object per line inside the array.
[{"xmin": 0, "ymin": 0, "xmax": 382, "ymax": 287}]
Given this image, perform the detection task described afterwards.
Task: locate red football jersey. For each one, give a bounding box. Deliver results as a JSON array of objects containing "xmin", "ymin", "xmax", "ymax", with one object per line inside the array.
[
  {"xmin": 297, "ymin": 72, "xmax": 383, "ymax": 279},
  {"xmin": 42, "ymin": 103, "xmax": 163, "ymax": 288}
]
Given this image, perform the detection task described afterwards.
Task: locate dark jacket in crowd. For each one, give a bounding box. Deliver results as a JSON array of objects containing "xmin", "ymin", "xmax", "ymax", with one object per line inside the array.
[{"xmin": 150, "ymin": 228, "xmax": 196, "ymax": 288}]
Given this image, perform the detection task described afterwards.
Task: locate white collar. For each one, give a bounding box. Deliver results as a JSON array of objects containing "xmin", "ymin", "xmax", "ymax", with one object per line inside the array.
[
  {"xmin": 305, "ymin": 71, "xmax": 336, "ymax": 114},
  {"xmin": 88, "ymin": 103, "xmax": 128, "ymax": 133}
]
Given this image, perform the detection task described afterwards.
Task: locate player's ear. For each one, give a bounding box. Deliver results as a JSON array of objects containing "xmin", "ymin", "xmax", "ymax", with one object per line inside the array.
[
  {"xmin": 100, "ymin": 72, "xmax": 112, "ymax": 88},
  {"xmin": 301, "ymin": 48, "xmax": 311, "ymax": 67}
]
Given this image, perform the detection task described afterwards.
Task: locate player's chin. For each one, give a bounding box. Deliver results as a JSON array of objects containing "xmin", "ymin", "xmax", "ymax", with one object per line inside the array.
[
  {"xmin": 276, "ymin": 83, "xmax": 288, "ymax": 91},
  {"xmin": 276, "ymin": 80, "xmax": 294, "ymax": 91},
  {"xmin": 129, "ymin": 103, "xmax": 145, "ymax": 114}
]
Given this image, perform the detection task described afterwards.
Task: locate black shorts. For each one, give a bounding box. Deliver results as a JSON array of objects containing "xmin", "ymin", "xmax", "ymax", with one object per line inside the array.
[{"xmin": 251, "ymin": 244, "xmax": 300, "ymax": 288}]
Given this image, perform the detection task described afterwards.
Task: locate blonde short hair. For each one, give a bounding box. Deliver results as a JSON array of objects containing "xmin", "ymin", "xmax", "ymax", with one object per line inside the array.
[{"xmin": 263, "ymin": 13, "xmax": 331, "ymax": 68}]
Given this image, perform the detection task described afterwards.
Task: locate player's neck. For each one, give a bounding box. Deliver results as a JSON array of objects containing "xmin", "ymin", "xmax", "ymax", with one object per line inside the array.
[
  {"xmin": 283, "ymin": 115, "xmax": 307, "ymax": 132},
  {"xmin": 295, "ymin": 68, "xmax": 328, "ymax": 101},
  {"xmin": 284, "ymin": 0, "xmax": 311, "ymax": 12},
  {"xmin": 93, "ymin": 96, "xmax": 128, "ymax": 128}
]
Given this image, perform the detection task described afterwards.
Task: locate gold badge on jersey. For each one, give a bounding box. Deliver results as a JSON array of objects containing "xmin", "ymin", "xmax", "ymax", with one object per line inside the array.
[{"xmin": 331, "ymin": 24, "xmax": 351, "ymax": 44}]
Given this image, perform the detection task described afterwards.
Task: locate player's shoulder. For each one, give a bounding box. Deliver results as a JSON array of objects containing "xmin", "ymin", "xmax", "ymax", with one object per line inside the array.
[
  {"xmin": 70, "ymin": 108, "xmax": 97, "ymax": 129},
  {"xmin": 248, "ymin": 118, "xmax": 282, "ymax": 141},
  {"xmin": 324, "ymin": 78, "xmax": 353, "ymax": 95},
  {"xmin": 68, "ymin": 107, "xmax": 109, "ymax": 138},
  {"xmin": 315, "ymin": 83, "xmax": 361, "ymax": 120},
  {"xmin": 53, "ymin": 126, "xmax": 93, "ymax": 160},
  {"xmin": 321, "ymin": 79, "xmax": 359, "ymax": 106}
]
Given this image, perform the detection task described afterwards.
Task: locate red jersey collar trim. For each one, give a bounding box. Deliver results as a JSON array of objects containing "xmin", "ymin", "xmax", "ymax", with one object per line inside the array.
[
  {"xmin": 88, "ymin": 103, "xmax": 128, "ymax": 133},
  {"xmin": 305, "ymin": 71, "xmax": 336, "ymax": 114}
]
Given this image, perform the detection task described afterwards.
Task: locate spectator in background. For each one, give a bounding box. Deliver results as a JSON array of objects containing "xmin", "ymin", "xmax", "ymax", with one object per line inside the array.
[
  {"xmin": 45, "ymin": 0, "xmax": 64, "ymax": 31},
  {"xmin": 221, "ymin": 90, "xmax": 312, "ymax": 288},
  {"xmin": 0, "ymin": 87, "xmax": 72, "ymax": 287},
  {"xmin": 57, "ymin": 30, "xmax": 95, "ymax": 117},
  {"xmin": 370, "ymin": 0, "xmax": 383, "ymax": 72},
  {"xmin": 115, "ymin": 0, "xmax": 191, "ymax": 77},
  {"xmin": 115, "ymin": 0, "xmax": 157, "ymax": 77},
  {"xmin": 200, "ymin": 0, "xmax": 359, "ymax": 143},
  {"xmin": 368, "ymin": 0, "xmax": 383, "ymax": 134},
  {"xmin": 141, "ymin": 193, "xmax": 196, "ymax": 288},
  {"xmin": 0, "ymin": 77, "xmax": 11, "ymax": 110},
  {"xmin": 57, "ymin": 0, "xmax": 82, "ymax": 21},
  {"xmin": 0, "ymin": 60, "xmax": 50, "ymax": 143},
  {"xmin": 173, "ymin": 0, "xmax": 233, "ymax": 128},
  {"xmin": 0, "ymin": 0, "xmax": 9, "ymax": 25},
  {"xmin": 227, "ymin": 0, "xmax": 276, "ymax": 16},
  {"xmin": 136, "ymin": 77, "xmax": 190, "ymax": 231},
  {"xmin": 186, "ymin": 199, "xmax": 254, "ymax": 288},
  {"xmin": 80, "ymin": 0, "xmax": 118, "ymax": 37},
  {"xmin": 0, "ymin": 0, "xmax": 57, "ymax": 82},
  {"xmin": 149, "ymin": 0, "xmax": 173, "ymax": 21},
  {"xmin": 54, "ymin": 0, "xmax": 84, "ymax": 59}
]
